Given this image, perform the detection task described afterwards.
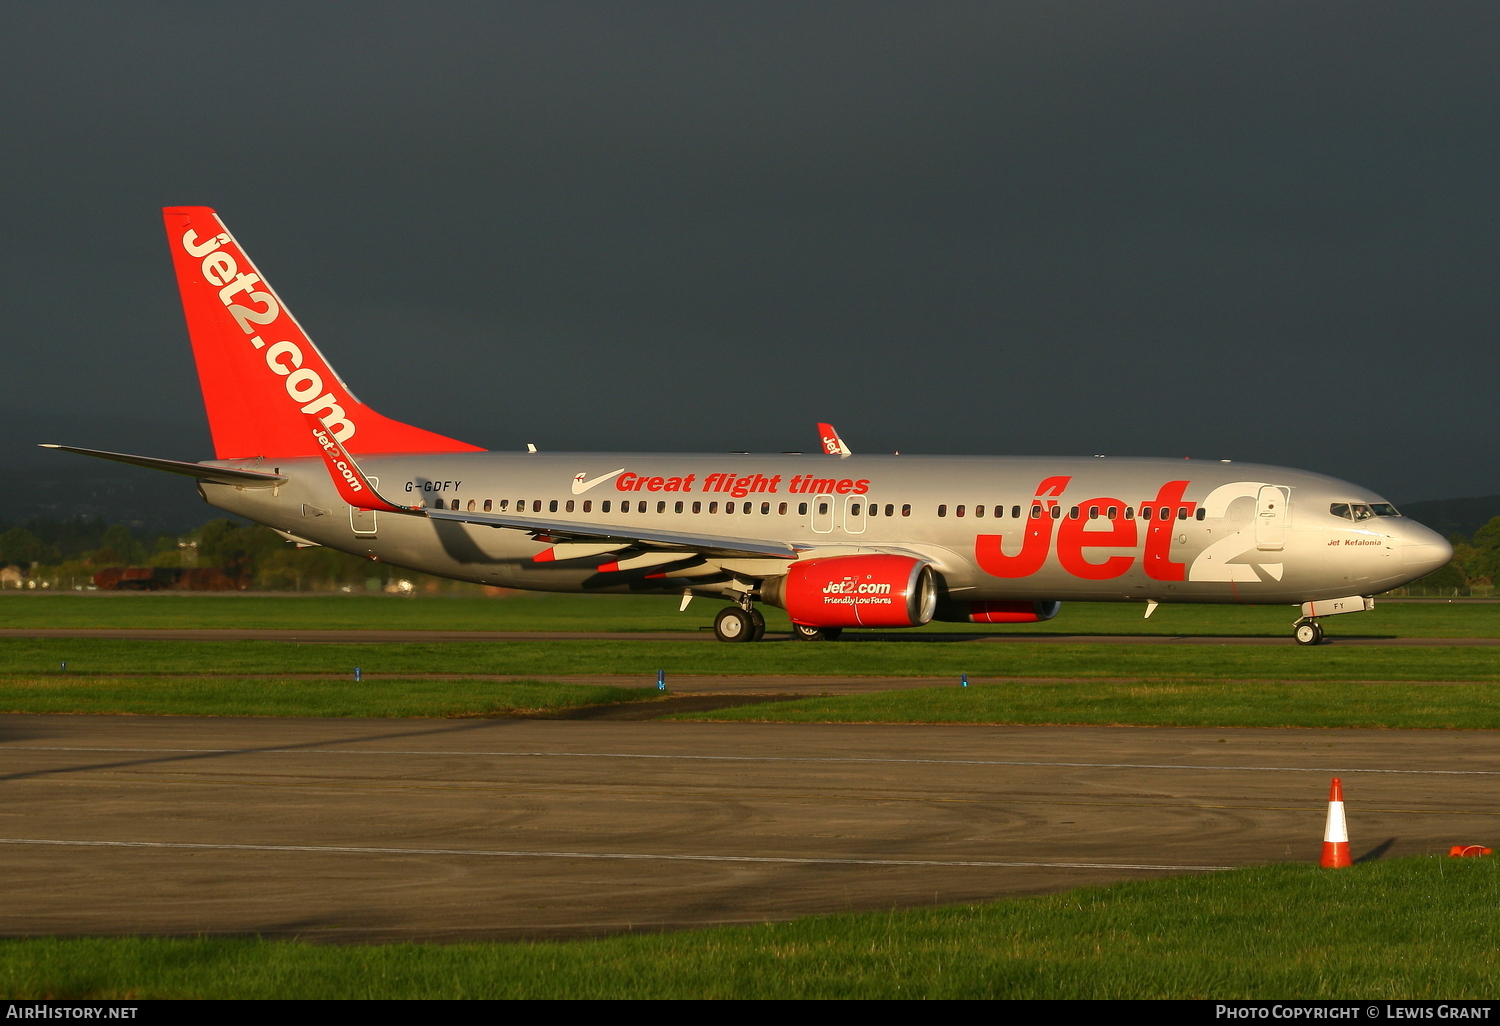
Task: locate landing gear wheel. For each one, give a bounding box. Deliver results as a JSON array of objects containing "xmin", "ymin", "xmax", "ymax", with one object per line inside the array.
[
  {"xmin": 1294, "ymin": 621, "xmax": 1324, "ymax": 646},
  {"xmin": 715, "ymin": 606, "xmax": 756, "ymax": 642},
  {"xmin": 791, "ymin": 624, "xmax": 845, "ymax": 642},
  {"xmin": 749, "ymin": 608, "xmax": 766, "ymax": 642}
]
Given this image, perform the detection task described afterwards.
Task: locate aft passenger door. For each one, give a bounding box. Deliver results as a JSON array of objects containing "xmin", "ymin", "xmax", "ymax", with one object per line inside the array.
[
  {"xmin": 1255, "ymin": 485, "xmax": 1289, "ymax": 551},
  {"xmin": 350, "ymin": 476, "xmax": 379, "ymax": 536}
]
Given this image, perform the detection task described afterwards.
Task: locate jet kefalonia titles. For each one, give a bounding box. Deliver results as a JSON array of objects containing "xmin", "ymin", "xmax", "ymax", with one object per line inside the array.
[{"xmin": 44, "ymin": 207, "xmax": 1452, "ymax": 644}]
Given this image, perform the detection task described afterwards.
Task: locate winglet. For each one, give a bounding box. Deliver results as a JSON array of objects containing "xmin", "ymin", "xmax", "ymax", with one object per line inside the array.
[
  {"xmin": 817, "ymin": 423, "xmax": 852, "ymax": 458},
  {"xmin": 305, "ymin": 413, "xmax": 419, "ymax": 513}
]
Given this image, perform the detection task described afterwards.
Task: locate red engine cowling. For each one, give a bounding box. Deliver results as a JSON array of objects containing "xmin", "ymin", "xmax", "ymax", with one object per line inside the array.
[
  {"xmin": 960, "ymin": 600, "xmax": 1062, "ymax": 623},
  {"xmin": 764, "ymin": 554, "xmax": 938, "ymax": 628}
]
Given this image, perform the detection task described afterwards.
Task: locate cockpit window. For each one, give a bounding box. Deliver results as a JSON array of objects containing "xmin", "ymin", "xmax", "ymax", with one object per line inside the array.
[{"xmin": 1332, "ymin": 501, "xmax": 1396, "ymax": 521}]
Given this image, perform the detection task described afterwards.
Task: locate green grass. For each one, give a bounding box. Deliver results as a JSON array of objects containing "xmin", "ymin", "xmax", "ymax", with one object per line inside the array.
[
  {"xmin": 0, "ymin": 676, "xmax": 653, "ymax": 718},
  {"xmin": 2, "ymin": 857, "xmax": 1496, "ymax": 998},
  {"xmin": 2, "ymin": 591, "xmax": 1497, "ymax": 637},
  {"xmin": 6, "ymin": 637, "xmax": 1499, "ymax": 681},
  {"xmin": 673, "ymin": 679, "xmax": 1500, "ymax": 729}
]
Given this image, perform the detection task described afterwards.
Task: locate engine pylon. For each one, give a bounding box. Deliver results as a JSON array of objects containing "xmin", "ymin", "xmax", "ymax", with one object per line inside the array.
[{"xmin": 1320, "ymin": 777, "xmax": 1351, "ymax": 868}]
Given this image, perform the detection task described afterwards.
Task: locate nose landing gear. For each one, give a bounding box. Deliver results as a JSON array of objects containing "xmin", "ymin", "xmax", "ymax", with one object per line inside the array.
[{"xmin": 1293, "ymin": 618, "xmax": 1324, "ymax": 646}]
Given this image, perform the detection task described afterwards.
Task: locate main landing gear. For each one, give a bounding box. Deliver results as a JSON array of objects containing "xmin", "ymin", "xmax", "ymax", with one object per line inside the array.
[
  {"xmin": 1293, "ymin": 618, "xmax": 1325, "ymax": 646},
  {"xmin": 712, "ymin": 601, "xmax": 841, "ymax": 642},
  {"xmin": 713, "ymin": 605, "xmax": 766, "ymax": 643}
]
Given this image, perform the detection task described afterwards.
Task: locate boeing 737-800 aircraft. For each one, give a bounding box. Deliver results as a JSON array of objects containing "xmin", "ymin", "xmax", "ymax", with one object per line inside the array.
[{"xmin": 45, "ymin": 207, "xmax": 1452, "ymax": 644}]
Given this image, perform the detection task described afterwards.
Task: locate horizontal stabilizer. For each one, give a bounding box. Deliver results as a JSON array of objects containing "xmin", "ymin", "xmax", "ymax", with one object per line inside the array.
[{"xmin": 39, "ymin": 444, "xmax": 286, "ymax": 486}]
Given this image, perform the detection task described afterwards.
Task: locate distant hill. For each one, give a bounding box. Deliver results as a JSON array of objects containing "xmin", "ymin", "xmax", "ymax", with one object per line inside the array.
[{"xmin": 1398, "ymin": 495, "xmax": 1500, "ymax": 540}]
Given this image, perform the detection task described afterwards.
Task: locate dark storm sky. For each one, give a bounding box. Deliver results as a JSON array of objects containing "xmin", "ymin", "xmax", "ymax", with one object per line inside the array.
[{"xmin": 2, "ymin": 1, "xmax": 1496, "ymax": 503}]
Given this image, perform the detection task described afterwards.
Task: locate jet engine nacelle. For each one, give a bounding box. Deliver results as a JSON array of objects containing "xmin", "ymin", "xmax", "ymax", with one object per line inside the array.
[
  {"xmin": 944, "ymin": 599, "xmax": 1062, "ymax": 623},
  {"xmin": 761, "ymin": 554, "xmax": 938, "ymax": 628}
]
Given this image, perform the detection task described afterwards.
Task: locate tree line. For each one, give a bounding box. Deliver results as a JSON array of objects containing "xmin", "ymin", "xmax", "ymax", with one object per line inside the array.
[{"xmin": 0, "ymin": 517, "xmax": 480, "ymax": 593}]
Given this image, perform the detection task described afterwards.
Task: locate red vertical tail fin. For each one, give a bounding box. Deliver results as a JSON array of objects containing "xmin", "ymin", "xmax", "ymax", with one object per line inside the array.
[{"xmin": 163, "ymin": 206, "xmax": 484, "ymax": 459}]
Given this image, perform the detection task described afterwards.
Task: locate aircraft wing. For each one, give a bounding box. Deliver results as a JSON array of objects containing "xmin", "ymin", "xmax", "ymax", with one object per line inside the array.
[
  {"xmin": 301, "ymin": 413, "xmax": 802, "ymax": 562},
  {"xmin": 421, "ymin": 506, "xmax": 802, "ymax": 560},
  {"xmin": 39, "ymin": 444, "xmax": 287, "ymax": 486}
]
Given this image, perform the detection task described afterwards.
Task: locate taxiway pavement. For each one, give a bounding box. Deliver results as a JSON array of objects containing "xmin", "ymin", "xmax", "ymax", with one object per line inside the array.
[{"xmin": 0, "ymin": 714, "xmax": 1495, "ymax": 941}]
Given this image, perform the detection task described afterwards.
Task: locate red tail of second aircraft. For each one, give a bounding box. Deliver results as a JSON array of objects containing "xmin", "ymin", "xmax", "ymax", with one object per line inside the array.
[{"xmin": 163, "ymin": 206, "xmax": 484, "ymax": 460}]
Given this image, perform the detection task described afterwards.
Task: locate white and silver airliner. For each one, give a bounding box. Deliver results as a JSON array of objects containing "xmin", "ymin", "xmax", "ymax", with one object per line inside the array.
[{"xmin": 45, "ymin": 207, "xmax": 1452, "ymax": 644}]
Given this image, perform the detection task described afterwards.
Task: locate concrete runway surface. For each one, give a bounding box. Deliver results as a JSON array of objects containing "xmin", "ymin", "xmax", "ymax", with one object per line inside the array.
[
  {"xmin": 3, "ymin": 628, "xmax": 1498, "ymax": 645},
  {"xmin": 1, "ymin": 715, "xmax": 1496, "ymax": 942}
]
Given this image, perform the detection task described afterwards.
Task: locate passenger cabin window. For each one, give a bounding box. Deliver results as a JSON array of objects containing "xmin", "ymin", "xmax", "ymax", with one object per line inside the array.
[
  {"xmin": 497, "ymin": 500, "xmax": 508, "ymax": 511},
  {"xmin": 1141, "ymin": 506, "xmax": 1152, "ymax": 520},
  {"xmin": 583, "ymin": 500, "xmax": 592, "ymax": 512},
  {"xmin": 886, "ymin": 504, "xmax": 895, "ymax": 517},
  {"xmin": 937, "ymin": 505, "xmax": 947, "ymax": 517},
  {"xmin": 726, "ymin": 502, "xmax": 735, "ymax": 514},
  {"xmin": 1106, "ymin": 506, "xmax": 1117, "ymax": 519},
  {"xmin": 819, "ymin": 502, "xmax": 830, "ymax": 515},
  {"xmin": 955, "ymin": 505, "xmax": 964, "ymax": 517},
  {"xmin": 779, "ymin": 502, "xmax": 788, "ymax": 515},
  {"xmin": 565, "ymin": 500, "xmax": 575, "ymax": 512},
  {"xmin": 1050, "ymin": 506, "xmax": 1061, "ymax": 519},
  {"xmin": 974, "ymin": 504, "xmax": 984, "ymax": 518},
  {"xmin": 850, "ymin": 503, "xmax": 861, "ymax": 516},
  {"xmin": 1030, "ymin": 505, "xmax": 1041, "ymax": 519},
  {"xmin": 743, "ymin": 502, "xmax": 752, "ymax": 514},
  {"xmin": 1088, "ymin": 506, "xmax": 1099, "ymax": 519},
  {"xmin": 762, "ymin": 502, "xmax": 771, "ymax": 514},
  {"xmin": 709, "ymin": 502, "xmax": 719, "ymax": 513},
  {"xmin": 483, "ymin": 499, "xmax": 492, "ymax": 512},
  {"xmin": 1195, "ymin": 508, "xmax": 1205, "ymax": 521},
  {"xmin": 1177, "ymin": 507, "xmax": 1188, "ymax": 520},
  {"xmin": 657, "ymin": 501, "xmax": 666, "ymax": 513},
  {"xmin": 549, "ymin": 500, "xmax": 558, "ymax": 512},
  {"xmin": 533, "ymin": 500, "xmax": 542, "ymax": 513},
  {"xmin": 1124, "ymin": 506, "xmax": 1133, "ymax": 520},
  {"xmin": 901, "ymin": 504, "xmax": 911, "ymax": 517},
  {"xmin": 620, "ymin": 501, "xmax": 629, "ymax": 513},
  {"xmin": 692, "ymin": 501, "xmax": 702, "ymax": 513},
  {"xmin": 675, "ymin": 501, "xmax": 684, "ymax": 513},
  {"xmin": 467, "ymin": 499, "xmax": 476, "ymax": 512},
  {"xmin": 638, "ymin": 501, "xmax": 648, "ymax": 513},
  {"xmin": 799, "ymin": 502, "xmax": 809, "ymax": 516},
  {"xmin": 602, "ymin": 500, "xmax": 611, "ymax": 513}
]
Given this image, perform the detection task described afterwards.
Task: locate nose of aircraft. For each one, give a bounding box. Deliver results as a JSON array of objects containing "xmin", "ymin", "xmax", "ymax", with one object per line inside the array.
[{"xmin": 1394, "ymin": 520, "xmax": 1454, "ymax": 581}]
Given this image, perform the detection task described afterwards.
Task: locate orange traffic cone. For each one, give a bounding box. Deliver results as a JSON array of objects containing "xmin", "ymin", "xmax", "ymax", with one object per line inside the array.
[
  {"xmin": 1449, "ymin": 845, "xmax": 1493, "ymax": 858},
  {"xmin": 1320, "ymin": 777, "xmax": 1351, "ymax": 868}
]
